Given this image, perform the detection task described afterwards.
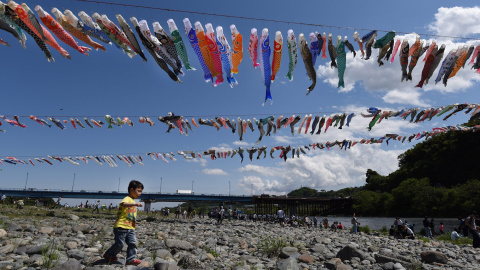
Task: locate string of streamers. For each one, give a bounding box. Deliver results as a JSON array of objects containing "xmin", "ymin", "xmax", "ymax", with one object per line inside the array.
[
  {"xmin": 1, "ymin": 1, "xmax": 480, "ymax": 104},
  {"xmin": 74, "ymin": 0, "xmax": 480, "ymax": 41},
  {"xmin": 2, "ymin": 124, "xmax": 479, "ymax": 167},
  {"xmin": 3, "ymin": 101, "xmax": 476, "ymax": 118},
  {"xmin": 0, "ymin": 103, "xmax": 477, "ymax": 145}
]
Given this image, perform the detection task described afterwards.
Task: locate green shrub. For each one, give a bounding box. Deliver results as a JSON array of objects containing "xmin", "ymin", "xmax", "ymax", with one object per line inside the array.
[
  {"xmin": 417, "ymin": 236, "xmax": 430, "ymax": 243},
  {"xmin": 41, "ymin": 240, "xmax": 60, "ymax": 269},
  {"xmin": 436, "ymin": 232, "xmax": 473, "ymax": 246},
  {"xmin": 205, "ymin": 247, "xmax": 219, "ymax": 257},
  {"xmin": 359, "ymin": 225, "xmax": 371, "ymax": 234},
  {"xmin": 146, "ymin": 216, "xmax": 156, "ymax": 222},
  {"xmin": 257, "ymin": 236, "xmax": 288, "ymax": 258},
  {"xmin": 379, "ymin": 225, "xmax": 388, "ymax": 235}
]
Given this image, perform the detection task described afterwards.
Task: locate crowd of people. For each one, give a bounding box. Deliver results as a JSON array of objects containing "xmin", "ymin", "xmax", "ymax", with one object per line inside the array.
[
  {"xmin": 3, "ymin": 191, "xmax": 480, "ymax": 251},
  {"xmin": 389, "ymin": 213, "xmax": 480, "ymax": 248}
]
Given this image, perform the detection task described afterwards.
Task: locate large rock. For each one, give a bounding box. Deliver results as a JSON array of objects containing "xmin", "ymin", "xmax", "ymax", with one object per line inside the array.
[
  {"xmin": 0, "ymin": 229, "xmax": 7, "ymax": 238},
  {"xmin": 177, "ymin": 255, "xmax": 201, "ymax": 269},
  {"xmin": 298, "ymin": 254, "xmax": 314, "ymax": 264},
  {"xmin": 26, "ymin": 254, "xmax": 44, "ymax": 267},
  {"xmin": 165, "ymin": 239, "xmax": 193, "ymax": 251},
  {"xmin": 336, "ymin": 244, "xmax": 365, "ymax": 261},
  {"xmin": 155, "ymin": 249, "xmax": 172, "ymax": 259},
  {"xmin": 51, "ymin": 258, "xmax": 82, "ymax": 270},
  {"xmin": 39, "ymin": 226, "xmax": 55, "ymax": 235},
  {"xmin": 67, "ymin": 249, "xmax": 86, "ymax": 260},
  {"xmin": 324, "ymin": 258, "xmax": 342, "ymax": 270},
  {"xmin": 26, "ymin": 245, "xmax": 43, "ymax": 255},
  {"xmin": 310, "ymin": 243, "xmax": 327, "ymax": 253},
  {"xmin": 337, "ymin": 265, "xmax": 353, "ymax": 270},
  {"xmin": 154, "ymin": 261, "xmax": 178, "ymax": 270},
  {"xmin": 280, "ymin": 247, "xmax": 299, "ymax": 259},
  {"xmin": 277, "ymin": 257, "xmax": 300, "ymax": 270},
  {"xmin": 374, "ymin": 254, "xmax": 416, "ymax": 269},
  {"xmin": 72, "ymin": 224, "xmax": 90, "ymax": 233},
  {"xmin": 420, "ymin": 251, "xmax": 448, "ymax": 264},
  {"xmin": 65, "ymin": 241, "xmax": 77, "ymax": 250},
  {"xmin": 5, "ymin": 222, "xmax": 22, "ymax": 231},
  {"xmin": 0, "ymin": 244, "xmax": 14, "ymax": 254},
  {"xmin": 68, "ymin": 214, "xmax": 79, "ymax": 221}
]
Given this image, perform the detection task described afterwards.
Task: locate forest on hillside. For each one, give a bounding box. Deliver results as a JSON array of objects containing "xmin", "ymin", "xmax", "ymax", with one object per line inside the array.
[{"xmin": 288, "ymin": 119, "xmax": 480, "ymax": 217}]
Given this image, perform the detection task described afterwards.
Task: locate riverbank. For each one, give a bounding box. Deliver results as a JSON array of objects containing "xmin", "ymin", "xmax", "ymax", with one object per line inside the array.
[{"xmin": 0, "ymin": 206, "xmax": 478, "ymax": 269}]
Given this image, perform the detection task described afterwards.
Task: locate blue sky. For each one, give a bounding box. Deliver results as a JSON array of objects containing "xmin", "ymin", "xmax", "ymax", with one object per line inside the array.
[{"xmin": 0, "ymin": 0, "xmax": 479, "ymax": 207}]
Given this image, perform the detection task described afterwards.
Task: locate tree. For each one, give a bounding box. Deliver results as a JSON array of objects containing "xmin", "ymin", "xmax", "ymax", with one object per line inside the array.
[{"xmin": 288, "ymin": 187, "xmax": 318, "ymax": 197}]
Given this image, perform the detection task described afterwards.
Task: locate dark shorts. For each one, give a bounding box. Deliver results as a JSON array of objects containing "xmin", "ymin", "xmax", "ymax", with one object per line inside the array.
[{"xmin": 279, "ymin": 217, "xmax": 285, "ymax": 223}]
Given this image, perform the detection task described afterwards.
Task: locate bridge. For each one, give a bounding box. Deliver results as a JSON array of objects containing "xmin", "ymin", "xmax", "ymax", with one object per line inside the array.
[
  {"xmin": 0, "ymin": 188, "xmax": 353, "ymax": 216},
  {"xmin": 0, "ymin": 188, "xmax": 253, "ymax": 203}
]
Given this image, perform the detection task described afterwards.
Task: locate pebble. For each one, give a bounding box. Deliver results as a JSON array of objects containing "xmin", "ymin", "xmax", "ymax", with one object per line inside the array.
[{"xmin": 0, "ymin": 207, "xmax": 479, "ymax": 270}]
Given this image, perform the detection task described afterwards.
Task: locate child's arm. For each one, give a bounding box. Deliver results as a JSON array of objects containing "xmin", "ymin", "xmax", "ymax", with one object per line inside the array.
[{"xmin": 121, "ymin": 202, "xmax": 143, "ymax": 207}]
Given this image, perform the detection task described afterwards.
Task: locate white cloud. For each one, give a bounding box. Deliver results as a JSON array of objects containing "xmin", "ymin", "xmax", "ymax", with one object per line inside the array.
[
  {"xmin": 237, "ymin": 176, "xmax": 285, "ymax": 195},
  {"xmin": 202, "ymin": 168, "xmax": 228, "ymax": 175},
  {"xmin": 237, "ymin": 145, "xmax": 403, "ymax": 194},
  {"xmin": 316, "ymin": 31, "xmax": 480, "ymax": 106},
  {"xmin": 428, "ymin": 7, "xmax": 480, "ymax": 37},
  {"xmin": 186, "ymin": 158, "xmax": 208, "ymax": 167},
  {"xmin": 232, "ymin": 141, "xmax": 249, "ymax": 146},
  {"xmin": 238, "ymin": 164, "xmax": 280, "ymax": 177}
]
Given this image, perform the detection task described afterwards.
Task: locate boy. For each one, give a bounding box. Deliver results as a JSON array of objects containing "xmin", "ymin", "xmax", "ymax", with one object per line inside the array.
[{"xmin": 103, "ymin": 180, "xmax": 144, "ymax": 266}]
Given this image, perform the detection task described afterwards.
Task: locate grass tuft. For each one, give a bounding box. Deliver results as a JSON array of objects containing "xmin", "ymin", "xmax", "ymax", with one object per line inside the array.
[{"xmin": 257, "ymin": 236, "xmax": 288, "ymax": 258}]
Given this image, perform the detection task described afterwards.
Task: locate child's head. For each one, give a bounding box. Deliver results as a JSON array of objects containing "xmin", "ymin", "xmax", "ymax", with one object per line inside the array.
[{"xmin": 128, "ymin": 180, "xmax": 144, "ymax": 198}]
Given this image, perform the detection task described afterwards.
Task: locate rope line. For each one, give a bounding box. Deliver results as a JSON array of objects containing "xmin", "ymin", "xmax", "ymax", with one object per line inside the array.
[
  {"xmin": 7, "ymin": 102, "xmax": 473, "ymax": 118},
  {"xmin": 74, "ymin": 0, "xmax": 480, "ymax": 41}
]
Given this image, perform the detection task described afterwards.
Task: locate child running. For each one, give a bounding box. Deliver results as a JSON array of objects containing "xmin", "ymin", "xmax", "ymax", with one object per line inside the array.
[{"xmin": 103, "ymin": 180, "xmax": 144, "ymax": 266}]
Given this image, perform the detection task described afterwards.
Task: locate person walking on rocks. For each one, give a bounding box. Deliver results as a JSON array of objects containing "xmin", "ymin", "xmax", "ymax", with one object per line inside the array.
[
  {"xmin": 55, "ymin": 196, "xmax": 62, "ymax": 209},
  {"xmin": 277, "ymin": 209, "xmax": 285, "ymax": 226},
  {"xmin": 175, "ymin": 204, "xmax": 181, "ymax": 219},
  {"xmin": 103, "ymin": 180, "xmax": 144, "ymax": 266},
  {"xmin": 1, "ymin": 193, "xmax": 5, "ymax": 204},
  {"xmin": 228, "ymin": 207, "xmax": 233, "ymax": 222},
  {"xmin": 466, "ymin": 211, "xmax": 480, "ymax": 248},
  {"xmin": 92, "ymin": 200, "xmax": 101, "ymax": 214},
  {"xmin": 217, "ymin": 206, "xmax": 225, "ymax": 224},
  {"xmin": 423, "ymin": 216, "xmax": 432, "ymax": 238},
  {"xmin": 429, "ymin": 218, "xmax": 435, "ymax": 236}
]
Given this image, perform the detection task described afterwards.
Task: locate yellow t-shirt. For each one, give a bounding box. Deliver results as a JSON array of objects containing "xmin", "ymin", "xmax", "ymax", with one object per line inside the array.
[{"xmin": 114, "ymin": 196, "xmax": 137, "ymax": 230}]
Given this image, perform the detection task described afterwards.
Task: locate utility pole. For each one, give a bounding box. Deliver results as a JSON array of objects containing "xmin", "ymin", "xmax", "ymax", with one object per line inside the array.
[
  {"xmin": 229, "ymin": 181, "xmax": 231, "ymax": 196},
  {"xmin": 118, "ymin": 177, "xmax": 120, "ymax": 192},
  {"xmin": 71, "ymin": 173, "xmax": 76, "ymax": 191},
  {"xmin": 251, "ymin": 184, "xmax": 253, "ymax": 196},
  {"xmin": 192, "ymin": 180, "xmax": 194, "ymax": 193},
  {"xmin": 24, "ymin": 172, "xmax": 29, "ymax": 190},
  {"xmin": 160, "ymin": 177, "xmax": 162, "ymax": 193}
]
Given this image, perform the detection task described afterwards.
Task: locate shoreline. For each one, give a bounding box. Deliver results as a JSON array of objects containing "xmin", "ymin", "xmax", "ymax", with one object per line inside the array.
[{"xmin": 0, "ymin": 206, "xmax": 479, "ymax": 269}]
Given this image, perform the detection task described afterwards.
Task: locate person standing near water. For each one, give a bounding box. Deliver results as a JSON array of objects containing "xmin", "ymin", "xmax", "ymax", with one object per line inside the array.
[
  {"xmin": 351, "ymin": 213, "xmax": 359, "ymax": 233},
  {"xmin": 466, "ymin": 211, "xmax": 480, "ymax": 248}
]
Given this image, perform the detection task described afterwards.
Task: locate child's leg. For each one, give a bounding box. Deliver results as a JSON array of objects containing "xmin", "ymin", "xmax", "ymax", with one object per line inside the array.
[
  {"xmin": 125, "ymin": 230, "xmax": 138, "ymax": 263},
  {"xmin": 104, "ymin": 228, "xmax": 127, "ymax": 258}
]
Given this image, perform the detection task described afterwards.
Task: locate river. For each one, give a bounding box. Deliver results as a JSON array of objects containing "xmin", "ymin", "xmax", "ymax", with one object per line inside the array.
[{"xmin": 311, "ymin": 216, "xmax": 460, "ymax": 232}]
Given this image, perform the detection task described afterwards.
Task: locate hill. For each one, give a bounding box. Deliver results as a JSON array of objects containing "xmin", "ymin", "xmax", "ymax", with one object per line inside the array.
[{"xmin": 289, "ymin": 119, "xmax": 480, "ymax": 217}]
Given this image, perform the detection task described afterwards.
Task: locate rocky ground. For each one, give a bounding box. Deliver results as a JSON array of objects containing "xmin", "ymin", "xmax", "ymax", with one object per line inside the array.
[{"xmin": 0, "ymin": 206, "xmax": 479, "ymax": 270}]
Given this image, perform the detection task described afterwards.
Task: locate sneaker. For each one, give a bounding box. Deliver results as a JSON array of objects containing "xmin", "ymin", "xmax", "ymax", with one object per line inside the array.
[
  {"xmin": 103, "ymin": 253, "xmax": 117, "ymax": 262},
  {"xmin": 125, "ymin": 259, "xmax": 142, "ymax": 266}
]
